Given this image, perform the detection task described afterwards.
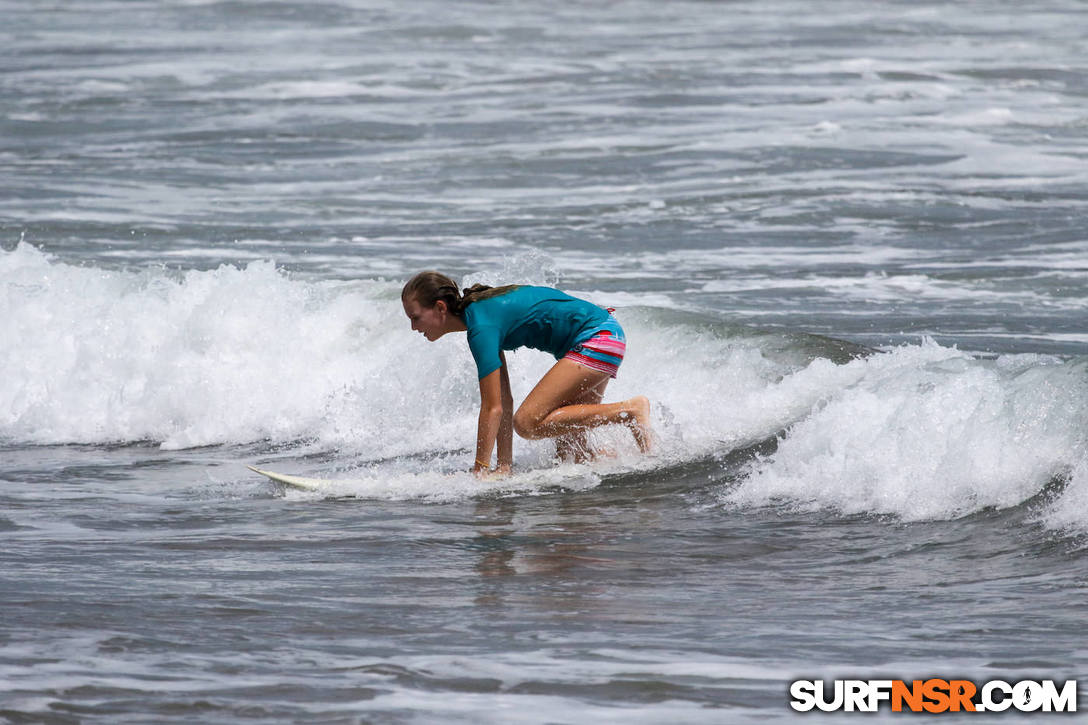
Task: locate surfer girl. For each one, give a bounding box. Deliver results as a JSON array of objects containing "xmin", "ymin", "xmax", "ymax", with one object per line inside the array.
[{"xmin": 401, "ymin": 272, "xmax": 653, "ymax": 478}]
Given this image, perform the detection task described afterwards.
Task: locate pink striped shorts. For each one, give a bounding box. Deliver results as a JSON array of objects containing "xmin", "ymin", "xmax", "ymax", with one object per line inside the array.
[{"xmin": 563, "ymin": 319, "xmax": 626, "ymax": 379}]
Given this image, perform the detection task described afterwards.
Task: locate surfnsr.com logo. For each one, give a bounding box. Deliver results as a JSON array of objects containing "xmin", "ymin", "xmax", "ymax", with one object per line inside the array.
[{"xmin": 790, "ymin": 679, "xmax": 1077, "ymax": 713}]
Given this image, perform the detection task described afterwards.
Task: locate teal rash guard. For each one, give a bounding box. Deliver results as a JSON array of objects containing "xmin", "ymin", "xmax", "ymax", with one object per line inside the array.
[{"xmin": 461, "ymin": 286, "xmax": 611, "ymax": 379}]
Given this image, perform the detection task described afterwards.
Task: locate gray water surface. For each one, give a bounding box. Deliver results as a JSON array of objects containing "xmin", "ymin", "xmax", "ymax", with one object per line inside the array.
[{"xmin": 2, "ymin": 1, "xmax": 1087, "ymax": 722}]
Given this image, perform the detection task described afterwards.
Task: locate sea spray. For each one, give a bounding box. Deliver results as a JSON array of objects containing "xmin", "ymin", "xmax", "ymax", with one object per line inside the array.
[
  {"xmin": 724, "ymin": 341, "xmax": 1088, "ymax": 522},
  {"xmin": 6, "ymin": 243, "xmax": 1088, "ymax": 531},
  {"xmin": 0, "ymin": 244, "xmax": 826, "ymax": 458}
]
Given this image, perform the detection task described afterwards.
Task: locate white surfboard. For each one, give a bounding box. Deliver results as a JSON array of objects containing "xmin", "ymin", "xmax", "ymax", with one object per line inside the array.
[{"xmin": 246, "ymin": 465, "xmax": 332, "ymax": 491}]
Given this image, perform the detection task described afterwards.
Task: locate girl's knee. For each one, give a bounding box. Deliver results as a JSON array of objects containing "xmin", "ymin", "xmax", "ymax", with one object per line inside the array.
[{"xmin": 513, "ymin": 408, "xmax": 545, "ymax": 439}]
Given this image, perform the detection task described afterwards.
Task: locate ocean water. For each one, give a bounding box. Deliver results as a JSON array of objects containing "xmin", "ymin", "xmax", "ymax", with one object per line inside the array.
[{"xmin": 2, "ymin": 0, "xmax": 1087, "ymax": 722}]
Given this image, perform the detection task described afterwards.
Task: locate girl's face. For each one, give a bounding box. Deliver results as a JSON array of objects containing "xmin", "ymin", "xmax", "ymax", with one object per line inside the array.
[{"xmin": 402, "ymin": 296, "xmax": 448, "ymax": 341}]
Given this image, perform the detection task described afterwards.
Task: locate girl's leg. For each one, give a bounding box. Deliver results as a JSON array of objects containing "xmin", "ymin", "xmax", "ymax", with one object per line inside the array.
[
  {"xmin": 555, "ymin": 382, "xmax": 605, "ymax": 463},
  {"xmin": 514, "ymin": 359, "xmax": 653, "ymax": 452}
]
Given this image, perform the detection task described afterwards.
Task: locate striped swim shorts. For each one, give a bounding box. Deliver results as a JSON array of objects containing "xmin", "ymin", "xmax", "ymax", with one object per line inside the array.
[{"xmin": 563, "ymin": 316, "xmax": 626, "ymax": 379}]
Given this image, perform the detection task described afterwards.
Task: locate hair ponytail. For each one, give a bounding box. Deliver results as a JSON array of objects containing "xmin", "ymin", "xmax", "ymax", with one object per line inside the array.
[
  {"xmin": 402, "ymin": 272, "xmax": 519, "ymax": 317},
  {"xmin": 460, "ymin": 283, "xmax": 494, "ymax": 312},
  {"xmin": 459, "ymin": 283, "xmax": 520, "ymax": 311}
]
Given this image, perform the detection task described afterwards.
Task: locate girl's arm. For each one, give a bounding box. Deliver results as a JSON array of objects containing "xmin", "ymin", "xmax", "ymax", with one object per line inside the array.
[
  {"xmin": 474, "ymin": 368, "xmax": 504, "ymax": 478},
  {"xmin": 497, "ymin": 352, "xmax": 514, "ymax": 473}
]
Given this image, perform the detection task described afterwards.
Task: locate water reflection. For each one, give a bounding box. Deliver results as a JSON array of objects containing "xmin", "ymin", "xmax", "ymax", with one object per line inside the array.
[{"xmin": 470, "ymin": 496, "xmax": 627, "ymax": 608}]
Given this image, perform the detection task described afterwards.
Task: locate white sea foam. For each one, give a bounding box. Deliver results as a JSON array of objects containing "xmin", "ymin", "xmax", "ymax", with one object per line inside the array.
[
  {"xmin": 5, "ymin": 244, "xmax": 1087, "ymax": 529},
  {"xmin": 723, "ymin": 340, "xmax": 1088, "ymax": 523},
  {"xmin": 0, "ymin": 243, "xmax": 450, "ymax": 451},
  {"xmin": 1041, "ymin": 457, "xmax": 1088, "ymax": 535},
  {"xmin": 0, "ymin": 244, "xmax": 787, "ymax": 459},
  {"xmin": 705, "ymin": 271, "xmax": 1078, "ymax": 310}
]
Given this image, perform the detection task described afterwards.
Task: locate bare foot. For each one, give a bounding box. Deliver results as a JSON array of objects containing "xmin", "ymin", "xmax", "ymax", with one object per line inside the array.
[
  {"xmin": 621, "ymin": 396, "xmax": 654, "ymax": 453},
  {"xmin": 555, "ymin": 442, "xmax": 619, "ymax": 464},
  {"xmin": 593, "ymin": 446, "xmax": 618, "ymax": 460},
  {"xmin": 556, "ymin": 433, "xmax": 590, "ymax": 463}
]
